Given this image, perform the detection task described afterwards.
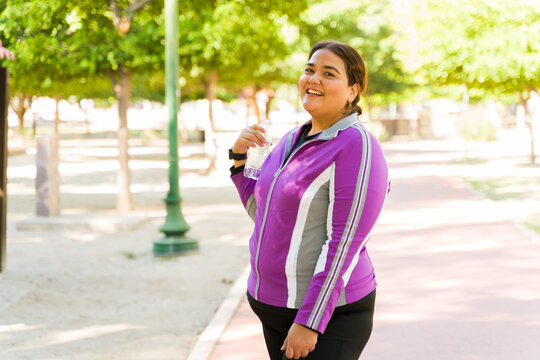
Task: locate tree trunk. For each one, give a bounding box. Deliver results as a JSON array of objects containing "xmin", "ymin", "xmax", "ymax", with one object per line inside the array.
[
  {"xmin": 110, "ymin": 67, "xmax": 134, "ymax": 212},
  {"xmin": 251, "ymin": 85, "xmax": 261, "ymax": 124},
  {"xmin": 54, "ymin": 96, "xmax": 61, "ymax": 135},
  {"xmin": 206, "ymin": 70, "xmax": 218, "ymax": 174},
  {"xmin": 32, "ymin": 111, "xmax": 37, "ymax": 137},
  {"xmin": 207, "ymin": 70, "xmax": 218, "ymax": 132},
  {"xmin": 17, "ymin": 94, "xmax": 25, "ymax": 133},
  {"xmin": 520, "ymin": 97, "xmax": 536, "ymax": 164},
  {"xmin": 78, "ymin": 100, "xmax": 91, "ymax": 135},
  {"xmin": 10, "ymin": 93, "xmax": 31, "ymax": 135},
  {"xmin": 265, "ymin": 89, "xmax": 275, "ymax": 122}
]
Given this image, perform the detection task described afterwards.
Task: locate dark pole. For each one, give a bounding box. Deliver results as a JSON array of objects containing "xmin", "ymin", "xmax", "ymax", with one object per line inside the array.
[
  {"xmin": 1, "ymin": 67, "xmax": 8, "ymax": 272},
  {"xmin": 153, "ymin": 0, "xmax": 198, "ymax": 255}
]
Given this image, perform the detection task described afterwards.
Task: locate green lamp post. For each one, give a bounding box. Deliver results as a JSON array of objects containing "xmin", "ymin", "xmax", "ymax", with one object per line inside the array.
[{"xmin": 153, "ymin": 0, "xmax": 198, "ymax": 255}]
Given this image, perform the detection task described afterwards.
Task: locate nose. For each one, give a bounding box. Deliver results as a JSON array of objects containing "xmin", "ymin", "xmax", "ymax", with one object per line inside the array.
[{"xmin": 308, "ymin": 72, "xmax": 321, "ymax": 84}]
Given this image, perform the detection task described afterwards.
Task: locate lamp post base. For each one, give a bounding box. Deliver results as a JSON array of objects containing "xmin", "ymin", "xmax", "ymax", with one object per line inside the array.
[{"xmin": 153, "ymin": 236, "xmax": 198, "ymax": 256}]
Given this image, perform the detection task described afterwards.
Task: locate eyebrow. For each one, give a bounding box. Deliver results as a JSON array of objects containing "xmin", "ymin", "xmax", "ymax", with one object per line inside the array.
[{"xmin": 306, "ymin": 62, "xmax": 341, "ymax": 75}]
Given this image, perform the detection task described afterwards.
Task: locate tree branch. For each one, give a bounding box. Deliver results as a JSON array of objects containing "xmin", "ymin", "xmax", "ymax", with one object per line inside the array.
[
  {"xmin": 109, "ymin": 0, "xmax": 122, "ymax": 29},
  {"xmin": 127, "ymin": 0, "xmax": 153, "ymax": 13}
]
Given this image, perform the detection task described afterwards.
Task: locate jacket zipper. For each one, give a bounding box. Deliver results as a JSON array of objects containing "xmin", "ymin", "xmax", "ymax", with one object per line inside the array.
[{"xmin": 253, "ymin": 138, "xmax": 320, "ymax": 299}]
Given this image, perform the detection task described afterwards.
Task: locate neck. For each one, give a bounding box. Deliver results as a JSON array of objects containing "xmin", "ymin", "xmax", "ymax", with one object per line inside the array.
[{"xmin": 309, "ymin": 112, "xmax": 349, "ymax": 136}]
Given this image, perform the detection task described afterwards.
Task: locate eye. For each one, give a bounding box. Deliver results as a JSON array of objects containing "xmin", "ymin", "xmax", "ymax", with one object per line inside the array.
[
  {"xmin": 304, "ymin": 68, "xmax": 314, "ymax": 74},
  {"xmin": 324, "ymin": 72, "xmax": 335, "ymax": 77}
]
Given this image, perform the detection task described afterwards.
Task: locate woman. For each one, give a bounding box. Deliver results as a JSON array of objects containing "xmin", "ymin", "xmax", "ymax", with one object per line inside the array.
[{"xmin": 229, "ymin": 41, "xmax": 389, "ymax": 359}]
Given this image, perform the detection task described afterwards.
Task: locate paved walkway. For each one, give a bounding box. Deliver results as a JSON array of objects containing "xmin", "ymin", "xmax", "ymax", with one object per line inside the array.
[
  {"xmin": 204, "ymin": 140, "xmax": 540, "ymax": 360},
  {"xmin": 3, "ymin": 134, "xmax": 539, "ymax": 359},
  {"xmin": 1, "ymin": 138, "xmax": 254, "ymax": 360}
]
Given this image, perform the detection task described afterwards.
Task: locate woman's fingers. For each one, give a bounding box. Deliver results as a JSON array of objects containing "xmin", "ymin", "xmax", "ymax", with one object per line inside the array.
[
  {"xmin": 286, "ymin": 347, "xmax": 294, "ymax": 359},
  {"xmin": 243, "ymin": 130, "xmax": 265, "ymax": 147},
  {"xmin": 251, "ymin": 124, "xmax": 266, "ymax": 133},
  {"xmin": 245, "ymin": 127, "xmax": 268, "ymax": 145},
  {"xmin": 232, "ymin": 124, "xmax": 269, "ymax": 154}
]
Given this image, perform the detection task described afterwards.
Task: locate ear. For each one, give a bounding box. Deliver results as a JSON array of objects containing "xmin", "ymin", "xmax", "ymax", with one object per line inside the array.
[{"xmin": 348, "ymin": 83, "xmax": 360, "ymax": 103}]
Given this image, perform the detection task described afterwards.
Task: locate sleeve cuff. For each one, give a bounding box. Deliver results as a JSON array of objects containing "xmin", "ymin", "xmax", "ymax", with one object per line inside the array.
[
  {"xmin": 295, "ymin": 321, "xmax": 322, "ymax": 335},
  {"xmin": 230, "ymin": 165, "xmax": 245, "ymax": 176}
]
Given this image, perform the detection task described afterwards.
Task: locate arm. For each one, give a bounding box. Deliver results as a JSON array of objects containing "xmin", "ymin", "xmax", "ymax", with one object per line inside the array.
[
  {"xmin": 231, "ymin": 170, "xmax": 257, "ymax": 221},
  {"xmin": 230, "ymin": 124, "xmax": 267, "ymax": 221}
]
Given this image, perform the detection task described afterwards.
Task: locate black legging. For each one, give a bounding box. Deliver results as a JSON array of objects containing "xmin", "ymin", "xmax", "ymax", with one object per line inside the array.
[{"xmin": 247, "ymin": 289, "xmax": 376, "ymax": 360}]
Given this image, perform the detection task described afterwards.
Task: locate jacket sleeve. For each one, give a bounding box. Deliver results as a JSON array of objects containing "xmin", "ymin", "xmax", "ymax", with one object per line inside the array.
[
  {"xmin": 231, "ymin": 170, "xmax": 257, "ymax": 222},
  {"xmin": 294, "ymin": 130, "xmax": 388, "ymax": 333},
  {"xmin": 231, "ymin": 128, "xmax": 296, "ymax": 222}
]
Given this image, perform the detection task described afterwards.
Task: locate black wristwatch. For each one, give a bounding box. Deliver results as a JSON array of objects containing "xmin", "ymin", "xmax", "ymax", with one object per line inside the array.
[{"xmin": 229, "ymin": 148, "xmax": 247, "ymax": 160}]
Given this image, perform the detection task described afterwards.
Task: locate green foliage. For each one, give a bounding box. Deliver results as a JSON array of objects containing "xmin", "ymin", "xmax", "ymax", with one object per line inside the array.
[
  {"xmin": 0, "ymin": 0, "xmax": 75, "ymax": 95},
  {"xmin": 407, "ymin": 0, "xmax": 540, "ymax": 99},
  {"xmin": 0, "ymin": 0, "xmax": 164, "ymax": 100},
  {"xmin": 63, "ymin": 1, "xmax": 164, "ymax": 75},
  {"xmin": 178, "ymin": 0, "xmax": 311, "ymax": 92},
  {"xmin": 1, "ymin": 0, "xmax": 414, "ymax": 108},
  {"xmin": 131, "ymin": 71, "xmax": 165, "ymax": 103},
  {"xmin": 289, "ymin": 0, "xmax": 410, "ymax": 106}
]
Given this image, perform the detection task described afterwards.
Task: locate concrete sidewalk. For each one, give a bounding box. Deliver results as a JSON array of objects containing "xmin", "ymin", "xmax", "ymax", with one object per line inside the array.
[
  {"xmin": 200, "ymin": 140, "xmax": 540, "ymax": 360},
  {"xmin": 1, "ymin": 138, "xmax": 253, "ymax": 360}
]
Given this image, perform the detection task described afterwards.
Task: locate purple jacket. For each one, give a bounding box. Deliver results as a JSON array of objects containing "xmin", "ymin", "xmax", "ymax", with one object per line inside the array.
[{"xmin": 231, "ymin": 113, "xmax": 389, "ymax": 333}]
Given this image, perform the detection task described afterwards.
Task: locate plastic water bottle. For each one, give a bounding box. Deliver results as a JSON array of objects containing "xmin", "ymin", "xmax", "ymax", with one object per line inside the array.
[{"xmin": 244, "ymin": 121, "xmax": 271, "ymax": 180}]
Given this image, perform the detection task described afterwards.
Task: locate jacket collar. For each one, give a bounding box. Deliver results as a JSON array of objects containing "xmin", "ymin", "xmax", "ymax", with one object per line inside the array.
[{"xmin": 303, "ymin": 112, "xmax": 359, "ymax": 141}]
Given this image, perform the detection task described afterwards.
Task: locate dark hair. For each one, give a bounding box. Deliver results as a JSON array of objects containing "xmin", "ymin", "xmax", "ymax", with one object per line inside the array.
[{"xmin": 308, "ymin": 41, "xmax": 368, "ymax": 115}]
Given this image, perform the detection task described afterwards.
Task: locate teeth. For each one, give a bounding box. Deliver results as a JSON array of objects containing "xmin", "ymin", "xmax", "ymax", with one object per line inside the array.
[{"xmin": 307, "ymin": 89, "xmax": 323, "ymax": 96}]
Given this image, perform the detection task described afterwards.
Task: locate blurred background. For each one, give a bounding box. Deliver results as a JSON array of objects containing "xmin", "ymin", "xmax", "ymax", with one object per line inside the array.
[
  {"xmin": 1, "ymin": 0, "xmax": 538, "ymax": 210},
  {"xmin": 1, "ymin": 0, "xmax": 539, "ymax": 359}
]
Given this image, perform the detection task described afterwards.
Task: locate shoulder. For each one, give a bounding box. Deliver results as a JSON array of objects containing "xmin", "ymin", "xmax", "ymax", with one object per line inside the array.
[
  {"xmin": 339, "ymin": 123, "xmax": 377, "ymax": 147},
  {"xmin": 333, "ymin": 123, "xmax": 386, "ymax": 165}
]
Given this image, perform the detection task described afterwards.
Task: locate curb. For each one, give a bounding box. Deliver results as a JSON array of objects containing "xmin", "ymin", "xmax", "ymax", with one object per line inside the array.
[
  {"xmin": 512, "ymin": 220, "xmax": 540, "ymax": 245},
  {"xmin": 187, "ymin": 264, "xmax": 250, "ymax": 360},
  {"xmin": 16, "ymin": 214, "xmax": 149, "ymax": 233}
]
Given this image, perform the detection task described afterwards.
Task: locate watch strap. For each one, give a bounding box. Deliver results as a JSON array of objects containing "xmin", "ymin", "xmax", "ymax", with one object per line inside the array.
[{"xmin": 229, "ymin": 148, "xmax": 247, "ymax": 160}]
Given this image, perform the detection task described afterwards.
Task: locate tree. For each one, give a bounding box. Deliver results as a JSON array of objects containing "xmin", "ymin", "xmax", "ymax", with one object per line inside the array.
[
  {"xmin": 1, "ymin": 0, "xmax": 165, "ymax": 210},
  {"xmin": 63, "ymin": 0, "xmax": 165, "ymax": 211},
  {"xmin": 405, "ymin": 0, "xmax": 540, "ymax": 162},
  {"xmin": 0, "ymin": 0, "xmax": 74, "ymax": 135}
]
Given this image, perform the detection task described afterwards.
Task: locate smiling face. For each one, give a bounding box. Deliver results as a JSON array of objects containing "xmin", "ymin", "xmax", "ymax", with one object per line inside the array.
[{"xmin": 299, "ymin": 49, "xmax": 359, "ymax": 124}]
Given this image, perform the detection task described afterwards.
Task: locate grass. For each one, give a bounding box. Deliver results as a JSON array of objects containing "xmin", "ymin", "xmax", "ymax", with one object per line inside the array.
[
  {"xmin": 463, "ymin": 177, "xmax": 535, "ymax": 201},
  {"xmin": 464, "ymin": 177, "xmax": 540, "ymax": 235},
  {"xmin": 450, "ymin": 157, "xmax": 488, "ymax": 165},
  {"xmin": 524, "ymin": 214, "xmax": 540, "ymax": 235},
  {"xmin": 123, "ymin": 252, "xmax": 137, "ymax": 260}
]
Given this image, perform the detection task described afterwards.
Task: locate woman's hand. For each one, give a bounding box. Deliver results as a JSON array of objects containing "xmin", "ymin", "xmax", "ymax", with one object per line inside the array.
[
  {"xmin": 231, "ymin": 124, "xmax": 267, "ymax": 167},
  {"xmin": 281, "ymin": 322, "xmax": 318, "ymax": 359}
]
